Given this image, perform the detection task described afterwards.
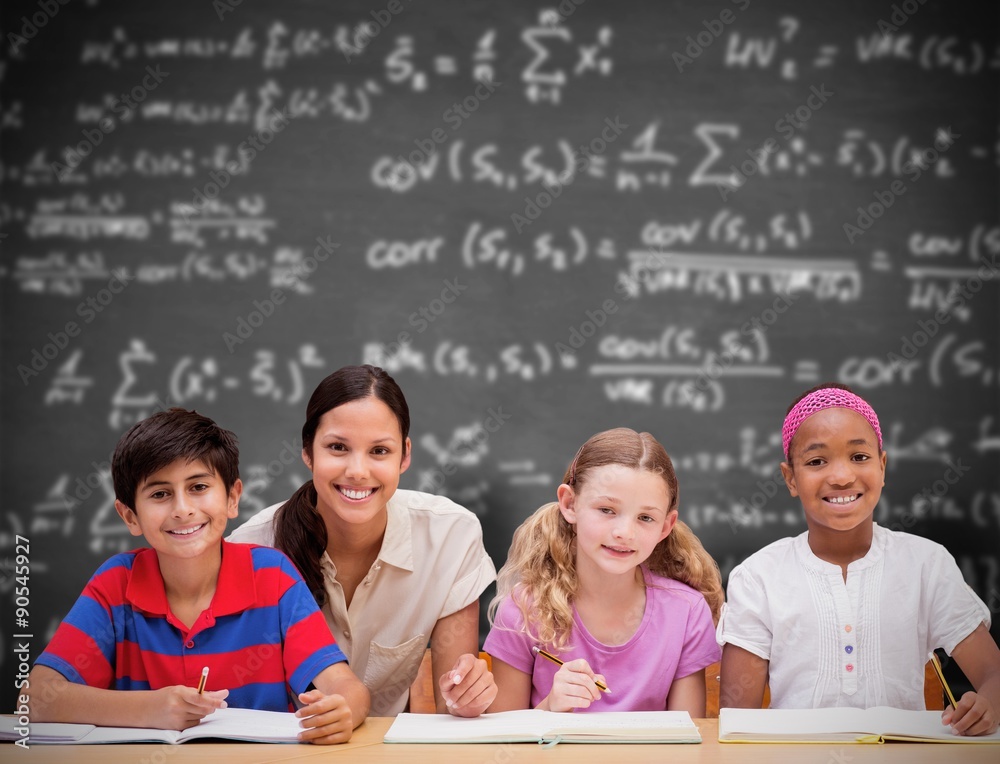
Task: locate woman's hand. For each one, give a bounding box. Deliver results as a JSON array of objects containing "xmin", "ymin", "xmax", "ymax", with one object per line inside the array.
[{"xmin": 439, "ymin": 653, "xmax": 497, "ymax": 717}]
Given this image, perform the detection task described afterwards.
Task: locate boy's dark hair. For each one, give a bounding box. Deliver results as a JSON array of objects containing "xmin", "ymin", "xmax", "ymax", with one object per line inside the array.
[
  {"xmin": 785, "ymin": 382, "xmax": 856, "ymax": 414},
  {"xmin": 112, "ymin": 407, "xmax": 240, "ymax": 509}
]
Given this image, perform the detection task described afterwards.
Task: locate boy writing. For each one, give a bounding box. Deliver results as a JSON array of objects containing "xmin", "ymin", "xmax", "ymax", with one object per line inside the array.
[{"xmin": 25, "ymin": 408, "xmax": 370, "ymax": 744}]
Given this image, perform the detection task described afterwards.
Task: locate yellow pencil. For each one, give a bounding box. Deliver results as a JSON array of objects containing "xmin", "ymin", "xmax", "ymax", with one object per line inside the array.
[
  {"xmin": 532, "ymin": 646, "xmax": 611, "ymax": 693},
  {"xmin": 929, "ymin": 653, "xmax": 957, "ymax": 709},
  {"xmin": 197, "ymin": 666, "xmax": 210, "ymax": 695}
]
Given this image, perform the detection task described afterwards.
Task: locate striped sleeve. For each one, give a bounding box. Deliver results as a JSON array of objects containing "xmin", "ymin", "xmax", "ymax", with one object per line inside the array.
[
  {"xmin": 34, "ymin": 554, "xmax": 133, "ymax": 687},
  {"xmin": 266, "ymin": 551, "xmax": 347, "ymax": 694}
]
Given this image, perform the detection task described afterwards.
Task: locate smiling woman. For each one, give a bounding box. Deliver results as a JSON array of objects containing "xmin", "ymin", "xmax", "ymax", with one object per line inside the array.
[{"xmin": 228, "ymin": 364, "xmax": 498, "ymax": 717}]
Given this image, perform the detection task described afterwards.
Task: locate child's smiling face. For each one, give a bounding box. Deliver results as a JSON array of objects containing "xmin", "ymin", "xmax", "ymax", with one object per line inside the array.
[
  {"xmin": 558, "ymin": 464, "xmax": 677, "ymax": 580},
  {"xmin": 781, "ymin": 407, "xmax": 887, "ymax": 537},
  {"xmin": 115, "ymin": 458, "xmax": 241, "ymax": 560}
]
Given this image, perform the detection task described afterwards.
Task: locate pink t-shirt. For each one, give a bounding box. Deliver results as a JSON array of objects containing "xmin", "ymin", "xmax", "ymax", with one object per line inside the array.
[{"xmin": 484, "ymin": 567, "xmax": 720, "ymax": 711}]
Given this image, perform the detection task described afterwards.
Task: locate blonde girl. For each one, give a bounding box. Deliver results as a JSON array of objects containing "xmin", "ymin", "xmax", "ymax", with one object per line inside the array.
[{"xmin": 484, "ymin": 428, "xmax": 723, "ymax": 715}]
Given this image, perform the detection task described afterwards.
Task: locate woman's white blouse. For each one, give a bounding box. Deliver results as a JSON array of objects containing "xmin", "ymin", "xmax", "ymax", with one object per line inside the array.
[{"xmin": 229, "ymin": 488, "xmax": 496, "ymax": 715}]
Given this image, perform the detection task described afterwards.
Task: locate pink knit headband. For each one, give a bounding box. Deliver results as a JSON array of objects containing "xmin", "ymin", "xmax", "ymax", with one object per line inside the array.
[{"xmin": 782, "ymin": 388, "xmax": 883, "ymax": 460}]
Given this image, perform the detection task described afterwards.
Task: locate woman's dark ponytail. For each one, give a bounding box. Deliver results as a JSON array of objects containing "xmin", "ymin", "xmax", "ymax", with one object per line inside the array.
[{"xmin": 274, "ymin": 481, "xmax": 328, "ymax": 606}]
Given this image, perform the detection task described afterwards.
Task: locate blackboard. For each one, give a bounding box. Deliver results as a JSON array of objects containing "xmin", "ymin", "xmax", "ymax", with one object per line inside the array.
[{"xmin": 2, "ymin": 0, "xmax": 998, "ymax": 697}]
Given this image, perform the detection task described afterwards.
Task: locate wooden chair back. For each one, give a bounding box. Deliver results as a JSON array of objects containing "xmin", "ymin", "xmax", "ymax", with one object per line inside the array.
[
  {"xmin": 923, "ymin": 660, "xmax": 945, "ymax": 710},
  {"xmin": 704, "ymin": 659, "xmax": 944, "ymax": 717}
]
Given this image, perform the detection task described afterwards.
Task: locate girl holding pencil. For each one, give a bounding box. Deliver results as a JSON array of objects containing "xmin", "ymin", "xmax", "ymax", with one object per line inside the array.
[
  {"xmin": 484, "ymin": 428, "xmax": 723, "ymax": 715},
  {"xmin": 718, "ymin": 383, "xmax": 1000, "ymax": 735}
]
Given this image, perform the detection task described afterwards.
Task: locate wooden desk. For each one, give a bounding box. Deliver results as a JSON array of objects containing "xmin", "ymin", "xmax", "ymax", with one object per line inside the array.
[{"xmin": 9, "ymin": 717, "xmax": 999, "ymax": 763}]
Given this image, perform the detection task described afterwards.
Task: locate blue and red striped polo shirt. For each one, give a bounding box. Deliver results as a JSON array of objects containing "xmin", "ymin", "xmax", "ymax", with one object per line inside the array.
[{"xmin": 36, "ymin": 541, "xmax": 347, "ymax": 711}]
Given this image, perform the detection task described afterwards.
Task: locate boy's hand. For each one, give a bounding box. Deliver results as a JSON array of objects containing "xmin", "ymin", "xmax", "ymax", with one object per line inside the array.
[
  {"xmin": 440, "ymin": 653, "xmax": 496, "ymax": 717},
  {"xmin": 541, "ymin": 659, "xmax": 606, "ymax": 712},
  {"xmin": 150, "ymin": 687, "xmax": 228, "ymax": 730},
  {"xmin": 296, "ymin": 689, "xmax": 353, "ymax": 744},
  {"xmin": 942, "ymin": 691, "xmax": 998, "ymax": 736}
]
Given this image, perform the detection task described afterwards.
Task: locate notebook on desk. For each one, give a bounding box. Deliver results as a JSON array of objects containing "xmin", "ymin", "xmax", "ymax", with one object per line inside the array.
[
  {"xmin": 719, "ymin": 707, "xmax": 1000, "ymax": 744},
  {"xmin": 0, "ymin": 707, "xmax": 304, "ymax": 745},
  {"xmin": 384, "ymin": 709, "xmax": 701, "ymax": 744}
]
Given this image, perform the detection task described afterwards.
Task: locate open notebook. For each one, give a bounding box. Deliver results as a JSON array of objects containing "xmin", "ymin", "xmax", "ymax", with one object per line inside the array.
[
  {"xmin": 719, "ymin": 707, "xmax": 1000, "ymax": 744},
  {"xmin": 0, "ymin": 707, "xmax": 304, "ymax": 745},
  {"xmin": 384, "ymin": 709, "xmax": 701, "ymax": 744}
]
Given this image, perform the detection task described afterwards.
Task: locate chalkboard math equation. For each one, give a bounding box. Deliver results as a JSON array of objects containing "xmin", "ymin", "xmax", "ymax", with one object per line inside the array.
[{"xmin": 1, "ymin": 0, "xmax": 997, "ymax": 691}]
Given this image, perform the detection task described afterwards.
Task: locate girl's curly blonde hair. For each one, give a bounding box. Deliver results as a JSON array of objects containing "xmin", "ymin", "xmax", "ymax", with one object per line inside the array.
[{"xmin": 489, "ymin": 428, "xmax": 723, "ymax": 650}]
